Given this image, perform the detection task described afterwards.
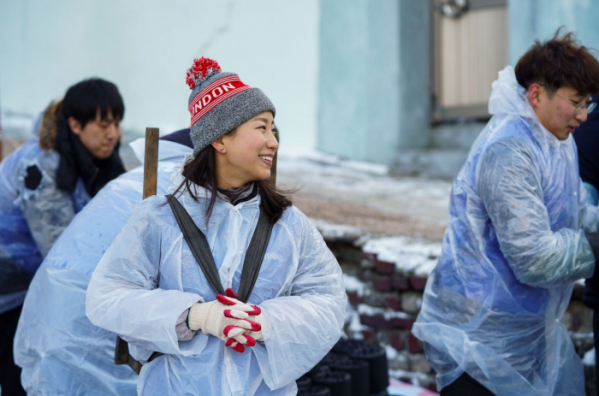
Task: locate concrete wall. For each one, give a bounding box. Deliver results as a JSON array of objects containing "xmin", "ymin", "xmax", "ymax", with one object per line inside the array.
[
  {"xmin": 318, "ymin": 0, "xmax": 431, "ymax": 165},
  {"xmin": 509, "ymin": 0, "xmax": 599, "ymax": 65},
  {"xmin": 0, "ymin": 0, "xmax": 319, "ymax": 154}
]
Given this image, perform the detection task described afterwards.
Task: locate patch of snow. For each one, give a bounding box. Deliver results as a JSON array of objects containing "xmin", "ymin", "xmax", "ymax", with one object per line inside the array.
[
  {"xmin": 357, "ymin": 303, "xmax": 411, "ymax": 319},
  {"xmin": 363, "ymin": 236, "xmax": 441, "ymax": 275},
  {"xmin": 571, "ymin": 332, "xmax": 593, "ymax": 341},
  {"xmin": 385, "ymin": 344, "xmax": 398, "ymax": 360},
  {"xmin": 388, "ymin": 377, "xmax": 438, "ymax": 396},
  {"xmin": 311, "ymin": 218, "xmax": 363, "ymax": 241},
  {"xmin": 348, "ymin": 310, "xmax": 368, "ymax": 333},
  {"xmin": 584, "ymin": 348, "xmax": 596, "ymax": 366},
  {"xmin": 343, "ymin": 274, "xmax": 366, "ymax": 295},
  {"xmin": 388, "ymin": 370, "xmax": 431, "ymax": 383}
]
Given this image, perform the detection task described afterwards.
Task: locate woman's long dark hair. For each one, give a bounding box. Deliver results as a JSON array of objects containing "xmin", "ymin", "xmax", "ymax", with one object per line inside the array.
[{"xmin": 168, "ymin": 138, "xmax": 292, "ymax": 224}]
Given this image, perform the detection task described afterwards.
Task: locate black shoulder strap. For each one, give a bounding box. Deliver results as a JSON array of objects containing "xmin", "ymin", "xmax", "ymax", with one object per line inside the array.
[
  {"xmin": 166, "ymin": 194, "xmax": 225, "ymax": 296},
  {"xmin": 237, "ymin": 207, "xmax": 274, "ymax": 303},
  {"xmin": 166, "ymin": 194, "xmax": 274, "ymax": 303}
]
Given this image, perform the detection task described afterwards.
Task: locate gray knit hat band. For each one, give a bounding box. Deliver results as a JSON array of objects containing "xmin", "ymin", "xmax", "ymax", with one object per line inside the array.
[{"xmin": 186, "ymin": 64, "xmax": 276, "ymax": 157}]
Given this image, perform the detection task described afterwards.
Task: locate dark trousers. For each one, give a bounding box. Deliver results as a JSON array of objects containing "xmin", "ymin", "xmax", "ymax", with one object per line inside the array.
[
  {"xmin": 595, "ymin": 311, "xmax": 599, "ymax": 396},
  {"xmin": 441, "ymin": 372, "xmax": 495, "ymax": 396},
  {"xmin": 0, "ymin": 305, "xmax": 26, "ymax": 396}
]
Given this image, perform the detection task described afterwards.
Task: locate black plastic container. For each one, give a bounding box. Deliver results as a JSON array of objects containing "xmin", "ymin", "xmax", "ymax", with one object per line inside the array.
[
  {"xmin": 333, "ymin": 339, "xmax": 389, "ymax": 394},
  {"xmin": 313, "ymin": 369, "xmax": 352, "ymax": 396},
  {"xmin": 369, "ymin": 391, "xmax": 389, "ymax": 396},
  {"xmin": 324, "ymin": 353, "xmax": 370, "ymax": 396},
  {"xmin": 332, "ymin": 339, "xmax": 365, "ymax": 355},
  {"xmin": 347, "ymin": 344, "xmax": 388, "ymax": 394},
  {"xmin": 297, "ymin": 375, "xmax": 312, "ymax": 390},
  {"xmin": 297, "ymin": 386, "xmax": 332, "ymax": 396}
]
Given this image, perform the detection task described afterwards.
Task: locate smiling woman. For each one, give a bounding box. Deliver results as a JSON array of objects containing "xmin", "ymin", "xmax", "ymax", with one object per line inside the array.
[{"xmin": 85, "ymin": 57, "xmax": 346, "ymax": 396}]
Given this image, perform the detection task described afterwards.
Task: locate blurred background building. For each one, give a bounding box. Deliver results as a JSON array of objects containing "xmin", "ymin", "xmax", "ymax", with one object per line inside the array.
[
  {"xmin": 319, "ymin": 0, "xmax": 599, "ymax": 177},
  {"xmin": 2, "ymin": 0, "xmax": 599, "ymax": 177}
]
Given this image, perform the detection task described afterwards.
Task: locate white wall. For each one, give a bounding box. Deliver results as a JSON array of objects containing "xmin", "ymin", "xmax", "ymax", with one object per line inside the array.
[{"xmin": 0, "ymin": 0, "xmax": 319, "ymax": 153}]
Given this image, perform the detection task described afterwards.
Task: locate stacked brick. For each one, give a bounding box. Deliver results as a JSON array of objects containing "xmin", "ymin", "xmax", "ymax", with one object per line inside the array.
[{"xmin": 344, "ymin": 251, "xmax": 437, "ymax": 392}]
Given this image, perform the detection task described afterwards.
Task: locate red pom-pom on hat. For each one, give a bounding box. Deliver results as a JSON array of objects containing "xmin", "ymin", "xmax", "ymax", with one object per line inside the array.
[{"xmin": 186, "ymin": 57, "xmax": 222, "ymax": 89}]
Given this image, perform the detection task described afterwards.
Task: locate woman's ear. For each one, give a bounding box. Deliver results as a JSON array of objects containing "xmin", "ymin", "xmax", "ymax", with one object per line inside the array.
[
  {"xmin": 68, "ymin": 117, "xmax": 83, "ymax": 135},
  {"xmin": 212, "ymin": 137, "xmax": 226, "ymax": 154},
  {"xmin": 527, "ymin": 83, "xmax": 544, "ymax": 108}
]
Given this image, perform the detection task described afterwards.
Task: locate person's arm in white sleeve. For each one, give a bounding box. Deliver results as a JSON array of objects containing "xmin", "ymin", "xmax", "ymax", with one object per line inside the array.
[
  {"xmin": 85, "ymin": 198, "xmax": 202, "ymax": 356},
  {"xmin": 251, "ymin": 211, "xmax": 346, "ymax": 390},
  {"xmin": 477, "ymin": 138, "xmax": 595, "ymax": 287}
]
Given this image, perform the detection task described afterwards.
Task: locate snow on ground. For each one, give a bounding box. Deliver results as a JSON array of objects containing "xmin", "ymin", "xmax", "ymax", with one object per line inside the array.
[
  {"xmin": 388, "ymin": 377, "xmax": 438, "ymax": 396},
  {"xmin": 357, "ymin": 303, "xmax": 412, "ymax": 320},
  {"xmin": 277, "ymin": 152, "xmax": 451, "ymax": 241},
  {"xmin": 363, "ymin": 236, "xmax": 442, "ymax": 276},
  {"xmin": 343, "ymin": 274, "xmax": 367, "ymax": 294},
  {"xmin": 310, "ymin": 219, "xmax": 363, "ymax": 241},
  {"xmin": 584, "ymin": 348, "xmax": 596, "ymax": 366},
  {"xmin": 277, "ymin": 152, "xmax": 451, "ymax": 224}
]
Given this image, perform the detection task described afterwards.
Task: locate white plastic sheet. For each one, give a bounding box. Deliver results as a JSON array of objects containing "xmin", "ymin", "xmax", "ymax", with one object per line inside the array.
[
  {"xmin": 412, "ymin": 66, "xmax": 599, "ymax": 395},
  {"xmin": 14, "ymin": 141, "xmax": 192, "ymax": 395},
  {"xmin": 86, "ymin": 169, "xmax": 346, "ymax": 395}
]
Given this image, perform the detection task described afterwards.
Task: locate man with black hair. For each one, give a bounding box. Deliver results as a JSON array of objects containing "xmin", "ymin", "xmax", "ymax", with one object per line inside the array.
[
  {"xmin": 413, "ymin": 31, "xmax": 599, "ymax": 395},
  {"xmin": 0, "ymin": 78, "xmax": 125, "ymax": 395}
]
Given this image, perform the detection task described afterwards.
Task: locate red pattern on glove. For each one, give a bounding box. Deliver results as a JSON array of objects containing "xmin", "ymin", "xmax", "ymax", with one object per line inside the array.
[{"xmin": 217, "ymin": 291, "xmax": 262, "ymax": 353}]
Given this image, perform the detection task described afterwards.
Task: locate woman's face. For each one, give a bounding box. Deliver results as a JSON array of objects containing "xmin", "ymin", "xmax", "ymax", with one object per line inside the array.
[{"xmin": 213, "ymin": 111, "xmax": 278, "ymax": 189}]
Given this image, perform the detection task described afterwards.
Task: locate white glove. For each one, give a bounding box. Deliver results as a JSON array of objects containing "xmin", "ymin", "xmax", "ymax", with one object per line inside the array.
[{"xmin": 187, "ymin": 294, "xmax": 261, "ymax": 346}]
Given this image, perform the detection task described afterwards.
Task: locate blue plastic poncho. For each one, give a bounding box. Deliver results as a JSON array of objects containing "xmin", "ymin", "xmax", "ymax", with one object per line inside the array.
[
  {"xmin": 14, "ymin": 139, "xmax": 191, "ymax": 395},
  {"xmin": 0, "ymin": 133, "xmax": 89, "ymax": 314},
  {"xmin": 85, "ymin": 166, "xmax": 345, "ymax": 395},
  {"xmin": 412, "ymin": 66, "xmax": 599, "ymax": 396}
]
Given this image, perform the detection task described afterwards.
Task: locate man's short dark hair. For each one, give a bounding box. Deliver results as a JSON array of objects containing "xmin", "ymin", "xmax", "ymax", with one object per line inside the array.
[
  {"xmin": 61, "ymin": 78, "xmax": 125, "ymax": 128},
  {"xmin": 515, "ymin": 29, "xmax": 599, "ymax": 96}
]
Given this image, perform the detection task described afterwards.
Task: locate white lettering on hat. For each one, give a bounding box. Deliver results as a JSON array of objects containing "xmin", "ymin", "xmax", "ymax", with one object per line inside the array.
[
  {"xmin": 222, "ymin": 82, "xmax": 235, "ymax": 92},
  {"xmin": 212, "ymin": 87, "xmax": 223, "ymax": 97},
  {"xmin": 189, "ymin": 75, "xmax": 251, "ymax": 127}
]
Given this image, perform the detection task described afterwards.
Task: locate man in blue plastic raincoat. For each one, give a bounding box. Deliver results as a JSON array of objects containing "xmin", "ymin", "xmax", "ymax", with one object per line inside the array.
[
  {"xmin": 413, "ymin": 32, "xmax": 599, "ymax": 395},
  {"xmin": 0, "ymin": 78, "xmax": 125, "ymax": 395},
  {"xmin": 13, "ymin": 130, "xmax": 193, "ymax": 395}
]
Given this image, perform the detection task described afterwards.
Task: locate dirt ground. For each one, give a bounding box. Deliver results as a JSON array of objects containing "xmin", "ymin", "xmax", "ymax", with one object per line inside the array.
[
  {"xmin": 276, "ymin": 154, "xmax": 451, "ymax": 242},
  {"xmin": 291, "ymin": 194, "xmax": 446, "ymax": 241}
]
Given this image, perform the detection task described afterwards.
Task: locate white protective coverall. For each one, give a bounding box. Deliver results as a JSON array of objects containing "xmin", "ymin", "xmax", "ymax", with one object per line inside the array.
[
  {"xmin": 85, "ymin": 163, "xmax": 346, "ymax": 395},
  {"xmin": 14, "ymin": 139, "xmax": 191, "ymax": 395},
  {"xmin": 412, "ymin": 66, "xmax": 599, "ymax": 395}
]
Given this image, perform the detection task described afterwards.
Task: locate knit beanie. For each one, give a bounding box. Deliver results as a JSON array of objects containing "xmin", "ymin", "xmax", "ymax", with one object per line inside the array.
[{"xmin": 186, "ymin": 57, "xmax": 276, "ymax": 156}]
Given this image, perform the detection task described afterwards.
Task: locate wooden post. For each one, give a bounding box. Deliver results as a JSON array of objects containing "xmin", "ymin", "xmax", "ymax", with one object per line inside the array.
[
  {"xmin": 115, "ymin": 127, "xmax": 159, "ymax": 374},
  {"xmin": 143, "ymin": 128, "xmax": 159, "ymax": 199}
]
